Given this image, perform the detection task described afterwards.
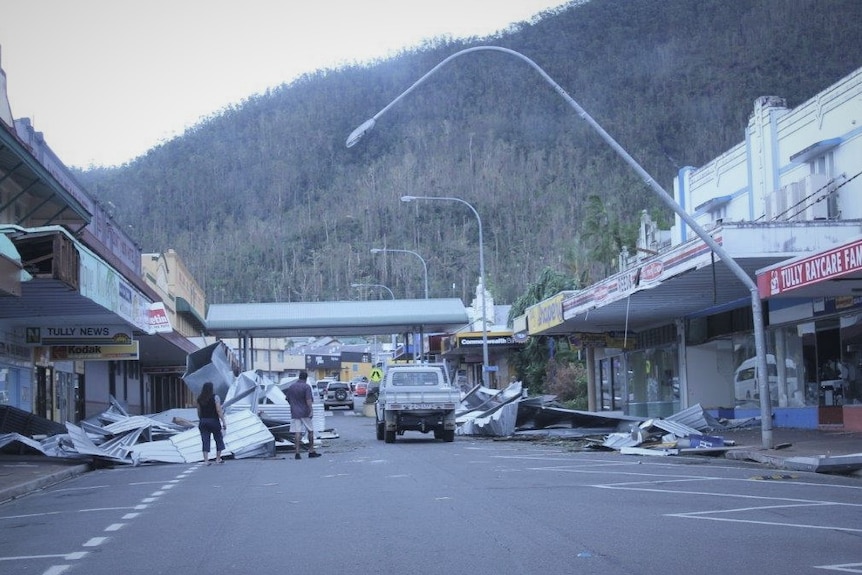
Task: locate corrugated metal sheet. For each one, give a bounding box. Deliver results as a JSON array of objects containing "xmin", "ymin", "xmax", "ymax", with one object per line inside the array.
[
  {"xmin": 131, "ymin": 410, "xmax": 274, "ymax": 464},
  {"xmin": 665, "ymin": 403, "xmax": 725, "ymax": 432}
]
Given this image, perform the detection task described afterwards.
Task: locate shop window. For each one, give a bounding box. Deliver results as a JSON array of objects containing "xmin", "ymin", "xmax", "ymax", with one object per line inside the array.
[
  {"xmin": 733, "ymin": 328, "xmax": 808, "ymax": 408},
  {"xmin": 626, "ymin": 345, "xmax": 679, "ymax": 418}
]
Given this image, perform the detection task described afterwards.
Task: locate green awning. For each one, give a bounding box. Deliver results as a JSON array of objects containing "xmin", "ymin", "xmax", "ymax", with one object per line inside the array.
[{"xmin": 176, "ymin": 296, "xmax": 206, "ymax": 329}]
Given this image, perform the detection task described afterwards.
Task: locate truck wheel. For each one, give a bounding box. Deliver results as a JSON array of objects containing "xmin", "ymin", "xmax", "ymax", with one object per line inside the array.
[
  {"xmin": 433, "ymin": 429, "xmax": 443, "ymax": 440},
  {"xmin": 376, "ymin": 421, "xmax": 384, "ymax": 440},
  {"xmin": 443, "ymin": 429, "xmax": 455, "ymax": 442},
  {"xmin": 384, "ymin": 429, "xmax": 396, "ymax": 443}
]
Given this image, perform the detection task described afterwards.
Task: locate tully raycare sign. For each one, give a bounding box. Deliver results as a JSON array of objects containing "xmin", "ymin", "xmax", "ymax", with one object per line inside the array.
[{"xmin": 758, "ymin": 238, "xmax": 862, "ymax": 297}]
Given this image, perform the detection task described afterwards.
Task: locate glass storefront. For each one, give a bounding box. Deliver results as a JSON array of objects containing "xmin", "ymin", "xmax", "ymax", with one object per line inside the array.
[
  {"xmin": 626, "ymin": 345, "xmax": 679, "ymax": 418},
  {"xmin": 732, "ymin": 328, "xmax": 807, "ymax": 408},
  {"xmin": 598, "ymin": 355, "xmax": 625, "ymax": 411},
  {"xmin": 732, "ymin": 312, "xmax": 862, "ymax": 408},
  {"xmin": 840, "ymin": 313, "xmax": 862, "ymax": 405}
]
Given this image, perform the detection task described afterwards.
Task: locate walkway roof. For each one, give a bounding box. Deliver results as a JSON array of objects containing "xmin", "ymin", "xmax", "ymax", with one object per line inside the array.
[{"xmin": 205, "ymin": 298, "xmax": 469, "ymax": 338}]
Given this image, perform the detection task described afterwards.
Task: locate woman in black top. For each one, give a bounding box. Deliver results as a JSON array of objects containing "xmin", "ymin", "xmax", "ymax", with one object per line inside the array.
[{"xmin": 196, "ymin": 381, "xmax": 227, "ymax": 464}]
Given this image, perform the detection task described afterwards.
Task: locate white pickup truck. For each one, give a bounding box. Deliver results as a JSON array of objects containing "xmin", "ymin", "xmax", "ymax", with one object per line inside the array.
[{"xmin": 375, "ymin": 364, "xmax": 460, "ymax": 443}]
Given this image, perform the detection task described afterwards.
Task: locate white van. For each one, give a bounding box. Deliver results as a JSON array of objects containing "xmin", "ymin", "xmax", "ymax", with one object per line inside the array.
[{"xmin": 734, "ymin": 354, "xmax": 799, "ymax": 406}]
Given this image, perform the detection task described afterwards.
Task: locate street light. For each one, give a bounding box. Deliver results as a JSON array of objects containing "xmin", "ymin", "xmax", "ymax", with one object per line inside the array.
[
  {"xmin": 347, "ymin": 45, "xmax": 773, "ymax": 448},
  {"xmin": 401, "ymin": 195, "xmax": 490, "ymax": 387},
  {"xmin": 370, "ymin": 248, "xmax": 429, "ymax": 299},
  {"xmin": 350, "ymin": 282, "xmax": 394, "ymax": 299}
]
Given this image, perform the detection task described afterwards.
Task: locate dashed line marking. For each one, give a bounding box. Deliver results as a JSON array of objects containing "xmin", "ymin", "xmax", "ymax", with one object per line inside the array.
[
  {"xmin": 122, "ymin": 513, "xmax": 140, "ymax": 520},
  {"xmin": 104, "ymin": 523, "xmax": 124, "ymax": 532},
  {"xmin": 42, "ymin": 565, "xmax": 71, "ymax": 575},
  {"xmin": 82, "ymin": 537, "xmax": 107, "ymax": 547}
]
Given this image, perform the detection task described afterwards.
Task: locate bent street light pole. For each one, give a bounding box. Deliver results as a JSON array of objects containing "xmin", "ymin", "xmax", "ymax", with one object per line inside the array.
[
  {"xmin": 347, "ymin": 45, "xmax": 773, "ymax": 448},
  {"xmin": 401, "ymin": 195, "xmax": 489, "ymax": 387},
  {"xmin": 370, "ymin": 248, "xmax": 429, "ymax": 299},
  {"xmin": 350, "ymin": 282, "xmax": 394, "ymax": 300}
]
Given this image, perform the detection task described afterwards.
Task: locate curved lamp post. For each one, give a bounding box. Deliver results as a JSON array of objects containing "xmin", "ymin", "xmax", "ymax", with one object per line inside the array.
[
  {"xmin": 351, "ymin": 282, "xmax": 394, "ymax": 300},
  {"xmin": 401, "ymin": 195, "xmax": 489, "ymax": 387},
  {"xmin": 346, "ymin": 45, "xmax": 772, "ymax": 447},
  {"xmin": 370, "ymin": 248, "xmax": 429, "ymax": 299}
]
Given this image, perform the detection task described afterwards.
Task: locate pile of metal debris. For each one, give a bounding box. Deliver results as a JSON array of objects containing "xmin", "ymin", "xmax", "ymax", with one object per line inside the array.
[
  {"xmin": 0, "ymin": 342, "xmax": 333, "ymax": 465},
  {"xmin": 456, "ymin": 380, "xmax": 755, "ymax": 457}
]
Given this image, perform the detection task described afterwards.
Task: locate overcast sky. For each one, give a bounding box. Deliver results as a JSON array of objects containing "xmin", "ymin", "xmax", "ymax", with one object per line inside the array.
[{"xmin": 0, "ymin": 0, "xmax": 569, "ymax": 168}]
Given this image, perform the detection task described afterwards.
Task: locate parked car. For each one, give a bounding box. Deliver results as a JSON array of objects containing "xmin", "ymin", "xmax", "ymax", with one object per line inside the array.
[
  {"xmin": 353, "ymin": 381, "xmax": 368, "ymax": 397},
  {"xmin": 324, "ymin": 381, "xmax": 353, "ymax": 410},
  {"xmin": 314, "ymin": 379, "xmax": 334, "ymax": 399}
]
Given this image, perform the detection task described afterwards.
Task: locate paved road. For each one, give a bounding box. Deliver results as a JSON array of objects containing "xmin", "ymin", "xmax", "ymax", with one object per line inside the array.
[{"xmin": 1, "ymin": 410, "xmax": 861, "ymax": 575}]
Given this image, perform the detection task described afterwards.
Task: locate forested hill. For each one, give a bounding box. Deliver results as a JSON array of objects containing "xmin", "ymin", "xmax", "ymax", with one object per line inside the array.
[{"xmin": 76, "ymin": 0, "xmax": 862, "ymax": 306}]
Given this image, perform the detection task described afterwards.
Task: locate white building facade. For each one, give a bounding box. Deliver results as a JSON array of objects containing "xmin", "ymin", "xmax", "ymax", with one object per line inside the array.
[{"xmin": 528, "ymin": 66, "xmax": 862, "ymax": 429}]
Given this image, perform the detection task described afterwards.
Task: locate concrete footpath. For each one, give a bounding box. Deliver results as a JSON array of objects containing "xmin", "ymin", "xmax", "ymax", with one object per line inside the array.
[
  {"xmin": 719, "ymin": 426, "xmax": 862, "ymax": 475},
  {"xmin": 2, "ymin": 426, "xmax": 862, "ymax": 504}
]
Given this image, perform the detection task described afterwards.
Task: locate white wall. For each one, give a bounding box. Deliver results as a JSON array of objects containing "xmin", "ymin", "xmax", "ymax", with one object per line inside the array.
[
  {"xmin": 685, "ymin": 343, "xmax": 735, "ymax": 408},
  {"xmin": 672, "ymin": 66, "xmax": 862, "ymax": 245}
]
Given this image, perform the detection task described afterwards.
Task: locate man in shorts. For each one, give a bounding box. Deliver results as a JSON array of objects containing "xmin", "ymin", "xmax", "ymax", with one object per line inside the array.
[{"xmin": 285, "ymin": 370, "xmax": 321, "ymax": 460}]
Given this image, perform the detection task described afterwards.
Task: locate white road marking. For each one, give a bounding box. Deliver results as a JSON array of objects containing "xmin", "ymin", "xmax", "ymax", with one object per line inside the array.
[
  {"xmin": 122, "ymin": 512, "xmax": 140, "ymax": 519},
  {"xmin": 82, "ymin": 537, "xmax": 107, "ymax": 547},
  {"xmin": 104, "ymin": 523, "xmax": 125, "ymax": 532},
  {"xmin": 814, "ymin": 562, "xmax": 862, "ymax": 572},
  {"xmin": 0, "ymin": 507, "xmax": 139, "ymax": 521},
  {"xmin": 41, "ymin": 565, "xmax": 71, "ymax": 575},
  {"xmin": 0, "ymin": 552, "xmax": 82, "ymax": 561}
]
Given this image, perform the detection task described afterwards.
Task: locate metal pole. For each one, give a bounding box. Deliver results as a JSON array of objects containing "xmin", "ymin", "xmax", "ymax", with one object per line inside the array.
[
  {"xmin": 348, "ymin": 45, "xmax": 771, "ymax": 447},
  {"xmin": 350, "ymin": 283, "xmax": 395, "ymax": 299},
  {"xmin": 401, "ymin": 195, "xmax": 489, "ymax": 386},
  {"xmin": 371, "ymin": 248, "xmax": 429, "ymax": 298}
]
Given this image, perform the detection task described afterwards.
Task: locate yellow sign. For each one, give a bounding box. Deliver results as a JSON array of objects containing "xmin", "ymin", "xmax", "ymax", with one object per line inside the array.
[
  {"xmin": 51, "ymin": 342, "xmax": 140, "ymax": 361},
  {"xmin": 369, "ymin": 367, "xmax": 383, "ymax": 383},
  {"xmin": 527, "ymin": 293, "xmax": 567, "ymax": 334}
]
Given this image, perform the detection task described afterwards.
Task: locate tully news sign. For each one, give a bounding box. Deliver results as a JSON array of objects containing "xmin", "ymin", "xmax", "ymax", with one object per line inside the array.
[{"xmin": 25, "ymin": 325, "xmax": 133, "ymax": 346}]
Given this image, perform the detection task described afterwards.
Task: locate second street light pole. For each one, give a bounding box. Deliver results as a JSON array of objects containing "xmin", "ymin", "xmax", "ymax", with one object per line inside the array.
[
  {"xmin": 371, "ymin": 247, "xmax": 430, "ymax": 363},
  {"xmin": 401, "ymin": 195, "xmax": 490, "ymax": 387}
]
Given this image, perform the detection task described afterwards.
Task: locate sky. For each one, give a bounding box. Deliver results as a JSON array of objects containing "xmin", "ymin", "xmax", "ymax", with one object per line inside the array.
[{"xmin": 0, "ymin": 0, "xmax": 569, "ymax": 169}]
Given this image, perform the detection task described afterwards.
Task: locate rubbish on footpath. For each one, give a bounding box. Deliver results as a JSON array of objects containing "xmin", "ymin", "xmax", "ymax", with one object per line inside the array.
[{"xmin": 454, "ymin": 380, "xmax": 762, "ymax": 459}]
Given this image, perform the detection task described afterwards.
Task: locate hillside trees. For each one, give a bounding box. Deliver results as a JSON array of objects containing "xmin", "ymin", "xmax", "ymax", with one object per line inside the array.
[{"xmin": 74, "ymin": 0, "xmax": 862, "ymax": 307}]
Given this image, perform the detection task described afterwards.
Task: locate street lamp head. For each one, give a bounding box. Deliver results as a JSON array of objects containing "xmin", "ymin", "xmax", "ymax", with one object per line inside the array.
[
  {"xmin": 370, "ymin": 248, "xmax": 383, "ymax": 254},
  {"xmin": 350, "ymin": 283, "xmax": 362, "ymax": 288},
  {"xmin": 346, "ymin": 118, "xmax": 376, "ymax": 148},
  {"xmin": 400, "ymin": 195, "xmax": 416, "ymax": 202}
]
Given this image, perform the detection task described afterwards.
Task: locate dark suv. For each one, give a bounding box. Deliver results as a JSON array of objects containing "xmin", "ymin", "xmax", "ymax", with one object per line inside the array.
[{"xmin": 324, "ymin": 381, "xmax": 353, "ymax": 410}]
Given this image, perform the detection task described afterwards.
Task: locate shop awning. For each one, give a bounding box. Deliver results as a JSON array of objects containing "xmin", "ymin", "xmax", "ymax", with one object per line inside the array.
[{"xmin": 756, "ymin": 234, "xmax": 862, "ymax": 299}]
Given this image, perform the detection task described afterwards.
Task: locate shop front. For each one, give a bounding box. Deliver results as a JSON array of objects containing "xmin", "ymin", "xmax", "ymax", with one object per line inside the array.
[
  {"xmin": 757, "ymin": 236, "xmax": 862, "ymax": 428},
  {"xmin": 589, "ymin": 325, "xmax": 680, "ymax": 418}
]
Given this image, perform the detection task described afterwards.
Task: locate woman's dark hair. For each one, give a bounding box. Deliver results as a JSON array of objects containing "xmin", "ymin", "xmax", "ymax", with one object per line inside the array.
[{"xmin": 197, "ymin": 381, "xmax": 214, "ymax": 404}]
